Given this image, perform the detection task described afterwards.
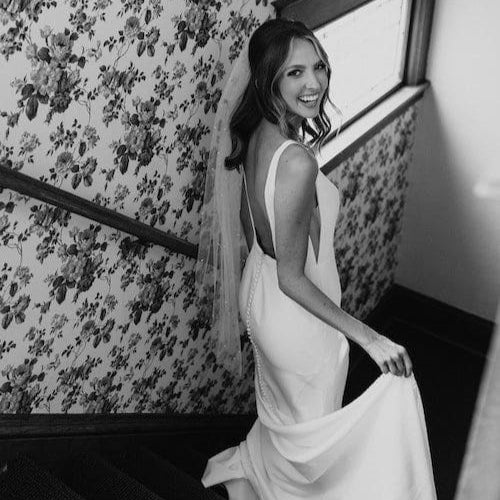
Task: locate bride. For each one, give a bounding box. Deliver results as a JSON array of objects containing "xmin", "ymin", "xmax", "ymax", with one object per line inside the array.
[{"xmin": 197, "ymin": 18, "xmax": 436, "ymax": 500}]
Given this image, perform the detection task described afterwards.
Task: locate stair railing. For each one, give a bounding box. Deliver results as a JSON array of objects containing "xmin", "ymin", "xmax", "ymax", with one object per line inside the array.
[{"xmin": 0, "ymin": 162, "xmax": 198, "ymax": 259}]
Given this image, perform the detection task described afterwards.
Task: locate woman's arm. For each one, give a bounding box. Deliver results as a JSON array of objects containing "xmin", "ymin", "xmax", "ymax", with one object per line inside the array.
[{"xmin": 274, "ymin": 146, "xmax": 412, "ymax": 377}]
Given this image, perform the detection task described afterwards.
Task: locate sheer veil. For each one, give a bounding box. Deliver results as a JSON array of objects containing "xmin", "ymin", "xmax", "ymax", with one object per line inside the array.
[{"xmin": 195, "ymin": 42, "xmax": 251, "ymax": 376}]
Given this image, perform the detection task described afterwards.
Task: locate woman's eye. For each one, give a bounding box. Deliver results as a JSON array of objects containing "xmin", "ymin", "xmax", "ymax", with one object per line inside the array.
[{"xmin": 287, "ymin": 63, "xmax": 325, "ymax": 77}]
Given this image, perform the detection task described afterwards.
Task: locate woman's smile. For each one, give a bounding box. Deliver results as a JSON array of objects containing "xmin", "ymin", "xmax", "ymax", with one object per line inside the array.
[
  {"xmin": 278, "ymin": 38, "xmax": 329, "ymax": 120},
  {"xmin": 298, "ymin": 92, "xmax": 321, "ymax": 107}
]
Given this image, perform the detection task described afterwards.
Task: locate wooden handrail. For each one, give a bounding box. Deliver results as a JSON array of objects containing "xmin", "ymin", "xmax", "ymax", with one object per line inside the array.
[{"xmin": 0, "ymin": 164, "xmax": 198, "ymax": 259}]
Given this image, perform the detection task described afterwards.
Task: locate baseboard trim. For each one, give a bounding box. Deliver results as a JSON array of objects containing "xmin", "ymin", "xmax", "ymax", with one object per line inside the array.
[
  {"xmin": 0, "ymin": 413, "xmax": 256, "ymax": 440},
  {"xmin": 392, "ymin": 284, "xmax": 494, "ymax": 325},
  {"xmin": 384, "ymin": 284, "xmax": 494, "ymax": 354}
]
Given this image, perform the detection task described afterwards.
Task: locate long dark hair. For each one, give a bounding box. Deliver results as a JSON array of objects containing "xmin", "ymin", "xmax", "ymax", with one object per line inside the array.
[{"xmin": 225, "ymin": 19, "xmax": 333, "ymax": 169}]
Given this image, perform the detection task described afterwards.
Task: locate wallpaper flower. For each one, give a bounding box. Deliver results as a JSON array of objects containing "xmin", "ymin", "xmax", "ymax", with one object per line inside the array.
[{"xmin": 0, "ymin": 0, "xmax": 417, "ymax": 414}]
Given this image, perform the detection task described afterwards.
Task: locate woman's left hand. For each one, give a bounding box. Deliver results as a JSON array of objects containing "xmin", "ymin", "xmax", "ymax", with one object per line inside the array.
[{"xmin": 360, "ymin": 330, "xmax": 413, "ymax": 377}]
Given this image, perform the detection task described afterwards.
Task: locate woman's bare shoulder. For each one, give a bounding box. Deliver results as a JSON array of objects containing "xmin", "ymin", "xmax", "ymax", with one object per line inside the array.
[{"xmin": 277, "ymin": 142, "xmax": 318, "ymax": 185}]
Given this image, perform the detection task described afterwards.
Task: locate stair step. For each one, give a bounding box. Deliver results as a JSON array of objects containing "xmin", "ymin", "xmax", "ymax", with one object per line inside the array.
[
  {"xmin": 108, "ymin": 446, "xmax": 226, "ymax": 500},
  {"xmin": 0, "ymin": 455, "xmax": 84, "ymax": 500},
  {"xmin": 154, "ymin": 439, "xmax": 210, "ymax": 480},
  {"xmin": 149, "ymin": 439, "xmax": 229, "ymax": 499},
  {"xmin": 53, "ymin": 451, "xmax": 165, "ymax": 500}
]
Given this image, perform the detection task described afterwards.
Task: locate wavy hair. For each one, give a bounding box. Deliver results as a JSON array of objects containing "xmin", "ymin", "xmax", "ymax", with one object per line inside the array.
[{"xmin": 225, "ymin": 18, "xmax": 336, "ymax": 169}]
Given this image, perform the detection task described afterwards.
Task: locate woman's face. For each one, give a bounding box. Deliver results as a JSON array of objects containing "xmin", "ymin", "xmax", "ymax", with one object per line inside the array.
[{"xmin": 278, "ymin": 38, "xmax": 328, "ymax": 121}]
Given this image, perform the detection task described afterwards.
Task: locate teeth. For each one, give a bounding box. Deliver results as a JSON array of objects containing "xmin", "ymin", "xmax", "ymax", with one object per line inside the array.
[{"xmin": 299, "ymin": 94, "xmax": 319, "ymax": 103}]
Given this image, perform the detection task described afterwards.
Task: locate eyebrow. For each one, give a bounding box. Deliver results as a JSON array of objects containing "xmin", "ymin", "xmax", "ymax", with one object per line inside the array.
[{"xmin": 284, "ymin": 60, "xmax": 324, "ymax": 71}]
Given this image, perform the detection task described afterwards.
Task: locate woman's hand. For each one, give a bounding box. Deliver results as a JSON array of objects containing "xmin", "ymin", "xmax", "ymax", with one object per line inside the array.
[{"xmin": 359, "ymin": 329, "xmax": 413, "ymax": 377}]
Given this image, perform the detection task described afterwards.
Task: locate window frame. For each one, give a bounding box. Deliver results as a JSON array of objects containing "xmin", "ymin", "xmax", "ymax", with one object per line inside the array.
[{"xmin": 273, "ymin": 0, "xmax": 435, "ymax": 145}]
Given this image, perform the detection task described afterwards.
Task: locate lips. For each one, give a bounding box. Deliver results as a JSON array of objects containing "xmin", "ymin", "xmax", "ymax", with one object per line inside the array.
[{"xmin": 298, "ymin": 93, "xmax": 320, "ymax": 106}]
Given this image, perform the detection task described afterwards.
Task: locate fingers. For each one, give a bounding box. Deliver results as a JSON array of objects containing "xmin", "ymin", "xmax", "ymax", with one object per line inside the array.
[
  {"xmin": 366, "ymin": 336, "xmax": 413, "ymax": 377},
  {"xmin": 384, "ymin": 347, "xmax": 413, "ymax": 377},
  {"xmin": 387, "ymin": 358, "xmax": 401, "ymax": 376},
  {"xmin": 402, "ymin": 349, "xmax": 413, "ymax": 377},
  {"xmin": 390, "ymin": 349, "xmax": 413, "ymax": 377},
  {"xmin": 380, "ymin": 361, "xmax": 389, "ymax": 374}
]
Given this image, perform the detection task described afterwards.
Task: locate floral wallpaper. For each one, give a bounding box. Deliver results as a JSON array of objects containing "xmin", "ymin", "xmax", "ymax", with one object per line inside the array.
[
  {"xmin": 0, "ymin": 0, "xmax": 417, "ymax": 414},
  {"xmin": 329, "ymin": 106, "xmax": 417, "ymax": 320},
  {"xmin": 0, "ymin": 0, "xmax": 269, "ymax": 240}
]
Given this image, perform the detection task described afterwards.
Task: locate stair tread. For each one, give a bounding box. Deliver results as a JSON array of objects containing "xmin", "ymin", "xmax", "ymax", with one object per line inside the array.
[
  {"xmin": 151, "ymin": 438, "xmax": 216, "ymax": 480},
  {"xmin": 0, "ymin": 455, "xmax": 84, "ymax": 500},
  {"xmin": 109, "ymin": 445, "xmax": 226, "ymax": 500},
  {"xmin": 148, "ymin": 441, "xmax": 228, "ymax": 498},
  {"xmin": 54, "ymin": 451, "xmax": 165, "ymax": 500}
]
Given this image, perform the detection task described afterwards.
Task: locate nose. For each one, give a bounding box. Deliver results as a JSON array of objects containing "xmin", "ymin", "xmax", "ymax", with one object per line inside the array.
[{"xmin": 305, "ymin": 70, "xmax": 321, "ymax": 91}]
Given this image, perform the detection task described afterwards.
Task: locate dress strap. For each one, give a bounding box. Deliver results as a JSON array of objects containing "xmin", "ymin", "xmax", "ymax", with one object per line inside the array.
[
  {"xmin": 264, "ymin": 140, "xmax": 298, "ymax": 252},
  {"xmin": 241, "ymin": 167, "xmax": 257, "ymax": 241}
]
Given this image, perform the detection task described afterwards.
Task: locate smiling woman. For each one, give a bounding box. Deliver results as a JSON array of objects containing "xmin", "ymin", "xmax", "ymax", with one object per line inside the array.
[
  {"xmin": 198, "ymin": 18, "xmax": 436, "ymax": 500},
  {"xmin": 224, "ymin": 21, "xmax": 333, "ymax": 172},
  {"xmin": 278, "ymin": 38, "xmax": 329, "ymax": 120}
]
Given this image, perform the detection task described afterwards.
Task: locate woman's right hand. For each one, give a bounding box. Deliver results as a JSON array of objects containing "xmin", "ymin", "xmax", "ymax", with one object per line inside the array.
[{"xmin": 359, "ymin": 328, "xmax": 413, "ymax": 377}]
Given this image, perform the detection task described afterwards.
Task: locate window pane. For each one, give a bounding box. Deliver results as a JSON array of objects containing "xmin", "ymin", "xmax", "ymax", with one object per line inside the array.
[{"xmin": 315, "ymin": 0, "xmax": 411, "ymax": 127}]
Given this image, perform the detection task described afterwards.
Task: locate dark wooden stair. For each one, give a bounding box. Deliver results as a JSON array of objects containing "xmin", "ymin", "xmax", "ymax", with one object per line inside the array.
[
  {"xmin": 0, "ymin": 413, "xmax": 257, "ymax": 499},
  {"xmin": 105, "ymin": 445, "xmax": 226, "ymax": 500},
  {"xmin": 0, "ymin": 455, "xmax": 85, "ymax": 500},
  {"xmin": 0, "ymin": 437, "xmax": 234, "ymax": 499}
]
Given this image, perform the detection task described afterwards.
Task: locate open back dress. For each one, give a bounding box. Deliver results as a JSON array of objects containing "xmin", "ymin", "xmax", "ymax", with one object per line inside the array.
[{"xmin": 202, "ymin": 140, "xmax": 437, "ymax": 500}]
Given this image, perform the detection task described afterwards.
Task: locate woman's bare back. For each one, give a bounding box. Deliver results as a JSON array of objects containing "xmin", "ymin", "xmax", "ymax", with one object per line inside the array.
[{"xmin": 241, "ymin": 125, "xmax": 320, "ymax": 260}]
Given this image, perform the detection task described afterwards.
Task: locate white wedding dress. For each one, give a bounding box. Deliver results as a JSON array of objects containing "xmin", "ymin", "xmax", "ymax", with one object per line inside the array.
[{"xmin": 202, "ymin": 140, "xmax": 437, "ymax": 499}]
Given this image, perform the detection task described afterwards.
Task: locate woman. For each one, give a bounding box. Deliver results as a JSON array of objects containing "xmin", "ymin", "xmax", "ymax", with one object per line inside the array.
[{"xmin": 198, "ymin": 19, "xmax": 436, "ymax": 500}]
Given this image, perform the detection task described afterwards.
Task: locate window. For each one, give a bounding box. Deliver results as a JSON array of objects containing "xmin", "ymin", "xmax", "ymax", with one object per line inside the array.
[{"xmin": 315, "ymin": 0, "xmax": 412, "ymax": 128}]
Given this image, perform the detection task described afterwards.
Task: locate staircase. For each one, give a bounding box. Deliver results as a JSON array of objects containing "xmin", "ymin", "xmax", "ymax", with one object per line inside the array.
[{"xmin": 0, "ymin": 419, "xmax": 252, "ymax": 500}]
